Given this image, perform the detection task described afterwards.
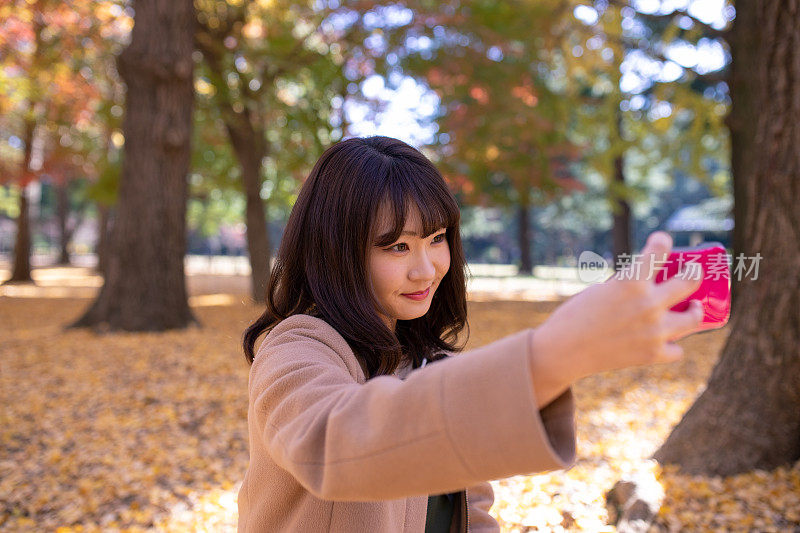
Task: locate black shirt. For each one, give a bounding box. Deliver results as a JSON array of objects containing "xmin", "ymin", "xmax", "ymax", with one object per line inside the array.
[{"xmin": 425, "ymin": 492, "xmax": 456, "ymax": 532}]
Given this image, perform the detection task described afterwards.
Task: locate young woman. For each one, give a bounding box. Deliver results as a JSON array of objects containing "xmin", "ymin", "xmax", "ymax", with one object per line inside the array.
[{"xmin": 237, "ymin": 136, "xmax": 704, "ymax": 532}]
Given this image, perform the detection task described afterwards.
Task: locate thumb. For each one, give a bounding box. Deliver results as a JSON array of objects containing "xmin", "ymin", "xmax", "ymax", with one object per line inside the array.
[
  {"xmin": 639, "ymin": 231, "xmax": 673, "ymax": 280},
  {"xmin": 640, "ymin": 231, "xmax": 672, "ymax": 257}
]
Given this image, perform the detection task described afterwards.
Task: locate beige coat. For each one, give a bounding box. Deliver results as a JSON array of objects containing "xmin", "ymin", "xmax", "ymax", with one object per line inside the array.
[{"xmin": 237, "ymin": 314, "xmax": 577, "ymax": 532}]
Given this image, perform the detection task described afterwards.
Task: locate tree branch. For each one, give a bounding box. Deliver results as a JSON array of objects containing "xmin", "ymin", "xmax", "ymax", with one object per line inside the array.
[{"xmin": 580, "ymin": 26, "xmax": 730, "ymax": 84}]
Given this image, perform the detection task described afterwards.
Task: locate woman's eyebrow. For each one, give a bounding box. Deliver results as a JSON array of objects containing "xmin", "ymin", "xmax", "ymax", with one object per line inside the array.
[
  {"xmin": 377, "ymin": 228, "xmax": 445, "ymax": 241},
  {"xmin": 398, "ymin": 229, "xmax": 444, "ymax": 237},
  {"xmin": 375, "ymin": 230, "xmax": 419, "ymax": 240}
]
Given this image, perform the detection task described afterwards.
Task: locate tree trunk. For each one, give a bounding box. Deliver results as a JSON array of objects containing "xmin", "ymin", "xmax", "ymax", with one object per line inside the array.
[
  {"xmin": 517, "ymin": 200, "xmax": 533, "ymax": 275},
  {"xmin": 611, "ymin": 103, "xmax": 632, "ymax": 270},
  {"xmin": 224, "ymin": 113, "xmax": 271, "ymax": 304},
  {"xmin": 726, "ymin": 1, "xmax": 759, "ymax": 311},
  {"xmin": 5, "ymin": 6, "xmax": 43, "ymax": 285},
  {"xmin": 611, "ymin": 154, "xmax": 632, "ymax": 269},
  {"xmin": 95, "ymin": 204, "xmax": 112, "ymax": 275},
  {"xmin": 56, "ymin": 181, "xmax": 71, "ymax": 265},
  {"xmin": 194, "ymin": 23, "xmax": 272, "ymax": 304},
  {"xmin": 7, "ymin": 187, "xmax": 33, "ymax": 283},
  {"xmin": 71, "ymin": 0, "xmax": 196, "ymax": 331},
  {"xmin": 654, "ymin": 0, "xmax": 800, "ymax": 476},
  {"xmin": 5, "ymin": 118, "xmax": 36, "ymax": 284}
]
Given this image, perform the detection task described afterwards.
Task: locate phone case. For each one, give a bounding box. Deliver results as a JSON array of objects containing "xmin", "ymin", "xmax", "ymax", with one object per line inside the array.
[{"xmin": 652, "ymin": 241, "xmax": 731, "ymax": 332}]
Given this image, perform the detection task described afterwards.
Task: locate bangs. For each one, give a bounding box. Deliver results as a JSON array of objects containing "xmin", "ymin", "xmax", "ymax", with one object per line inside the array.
[{"xmin": 371, "ymin": 160, "xmax": 459, "ymax": 248}]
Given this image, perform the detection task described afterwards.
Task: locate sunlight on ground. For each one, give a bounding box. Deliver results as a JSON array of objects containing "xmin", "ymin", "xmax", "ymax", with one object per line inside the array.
[
  {"xmin": 0, "ymin": 262, "xmax": 591, "ymax": 302},
  {"xmin": 188, "ymin": 294, "xmax": 243, "ymax": 308}
]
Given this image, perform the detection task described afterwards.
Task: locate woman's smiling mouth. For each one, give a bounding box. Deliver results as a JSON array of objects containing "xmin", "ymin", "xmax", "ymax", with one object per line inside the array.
[{"xmin": 402, "ymin": 286, "xmax": 431, "ymax": 300}]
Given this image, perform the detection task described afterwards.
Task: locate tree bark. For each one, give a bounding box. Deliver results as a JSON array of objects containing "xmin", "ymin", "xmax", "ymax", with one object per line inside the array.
[
  {"xmin": 8, "ymin": 186, "xmax": 33, "ymax": 283},
  {"xmin": 725, "ymin": 0, "xmax": 759, "ymax": 311},
  {"xmin": 56, "ymin": 181, "xmax": 71, "ymax": 265},
  {"xmin": 654, "ymin": 0, "xmax": 800, "ymax": 476},
  {"xmin": 195, "ymin": 24, "xmax": 271, "ymax": 304},
  {"xmin": 54, "ymin": 180, "xmax": 84, "ymax": 266},
  {"xmin": 71, "ymin": 0, "xmax": 196, "ymax": 330},
  {"xmin": 5, "ymin": 117, "xmax": 36, "ymax": 284},
  {"xmin": 611, "ymin": 153, "xmax": 632, "ymax": 269},
  {"xmin": 224, "ymin": 112, "xmax": 271, "ymax": 304},
  {"xmin": 5, "ymin": 4, "xmax": 43, "ymax": 285},
  {"xmin": 612, "ymin": 105, "xmax": 632, "ymax": 270},
  {"xmin": 517, "ymin": 200, "xmax": 533, "ymax": 275},
  {"xmin": 95, "ymin": 203, "xmax": 112, "ymax": 276}
]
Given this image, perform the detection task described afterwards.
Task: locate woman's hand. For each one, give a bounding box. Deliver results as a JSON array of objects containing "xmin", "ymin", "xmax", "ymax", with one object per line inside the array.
[{"xmin": 528, "ymin": 231, "xmax": 704, "ymax": 408}]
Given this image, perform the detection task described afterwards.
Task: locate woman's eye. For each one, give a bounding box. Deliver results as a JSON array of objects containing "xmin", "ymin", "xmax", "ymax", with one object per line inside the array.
[{"xmin": 387, "ymin": 232, "xmax": 446, "ymax": 252}]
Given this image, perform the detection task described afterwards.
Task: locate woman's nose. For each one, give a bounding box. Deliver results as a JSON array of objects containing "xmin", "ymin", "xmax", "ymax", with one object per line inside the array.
[{"xmin": 410, "ymin": 250, "xmax": 437, "ymax": 280}]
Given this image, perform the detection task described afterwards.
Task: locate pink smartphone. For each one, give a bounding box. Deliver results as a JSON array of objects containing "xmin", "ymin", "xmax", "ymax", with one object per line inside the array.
[{"xmin": 652, "ymin": 241, "xmax": 731, "ymax": 333}]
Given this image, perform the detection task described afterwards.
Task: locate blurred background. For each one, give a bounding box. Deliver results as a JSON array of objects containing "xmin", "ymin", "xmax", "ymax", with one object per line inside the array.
[
  {"xmin": 0, "ymin": 0, "xmax": 733, "ymax": 289},
  {"xmin": 6, "ymin": 2, "xmax": 798, "ymax": 532}
]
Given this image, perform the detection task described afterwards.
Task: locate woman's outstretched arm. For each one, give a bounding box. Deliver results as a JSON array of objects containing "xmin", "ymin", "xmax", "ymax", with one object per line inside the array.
[{"xmin": 249, "ymin": 316, "xmax": 576, "ymax": 502}]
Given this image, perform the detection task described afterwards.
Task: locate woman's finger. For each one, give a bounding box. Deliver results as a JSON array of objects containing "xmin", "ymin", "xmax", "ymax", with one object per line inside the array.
[
  {"xmin": 613, "ymin": 231, "xmax": 672, "ymax": 285},
  {"xmin": 664, "ymin": 299, "xmax": 705, "ymax": 342},
  {"xmin": 654, "ymin": 269, "xmax": 704, "ymax": 308},
  {"xmin": 639, "ymin": 231, "xmax": 672, "ymax": 258},
  {"xmin": 638, "ymin": 231, "xmax": 672, "ymax": 281}
]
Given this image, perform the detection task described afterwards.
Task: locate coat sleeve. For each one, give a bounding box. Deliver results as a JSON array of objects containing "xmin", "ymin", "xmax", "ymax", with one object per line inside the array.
[
  {"xmin": 249, "ymin": 315, "xmax": 576, "ymax": 502},
  {"xmin": 466, "ymin": 481, "xmax": 499, "ymax": 532}
]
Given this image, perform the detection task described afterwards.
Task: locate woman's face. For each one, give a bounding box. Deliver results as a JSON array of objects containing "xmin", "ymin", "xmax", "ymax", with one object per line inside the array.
[{"xmin": 367, "ymin": 206, "xmax": 451, "ymax": 330}]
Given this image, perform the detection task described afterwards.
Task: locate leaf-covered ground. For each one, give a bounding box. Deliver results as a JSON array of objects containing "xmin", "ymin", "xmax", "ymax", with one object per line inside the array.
[{"xmin": 1, "ymin": 271, "xmax": 798, "ymax": 532}]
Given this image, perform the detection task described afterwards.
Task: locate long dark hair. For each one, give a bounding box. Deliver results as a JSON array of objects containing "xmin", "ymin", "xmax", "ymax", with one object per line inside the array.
[{"xmin": 242, "ymin": 136, "xmax": 470, "ymax": 378}]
